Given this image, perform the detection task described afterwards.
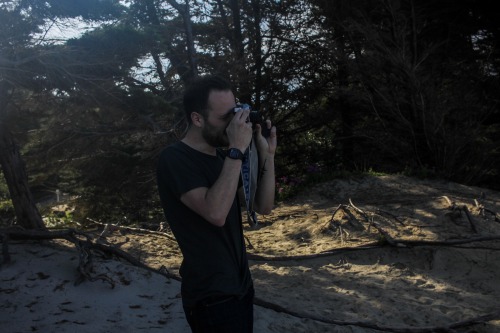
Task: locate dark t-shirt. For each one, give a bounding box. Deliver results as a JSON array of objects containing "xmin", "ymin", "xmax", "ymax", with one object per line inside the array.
[{"xmin": 156, "ymin": 141, "xmax": 252, "ymax": 307}]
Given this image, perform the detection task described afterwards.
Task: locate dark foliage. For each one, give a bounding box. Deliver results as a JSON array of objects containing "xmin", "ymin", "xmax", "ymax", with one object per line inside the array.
[{"xmin": 1, "ymin": 0, "xmax": 499, "ymax": 227}]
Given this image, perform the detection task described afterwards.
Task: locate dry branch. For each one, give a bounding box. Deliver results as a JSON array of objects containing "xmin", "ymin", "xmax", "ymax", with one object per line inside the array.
[
  {"xmin": 0, "ymin": 228, "xmax": 180, "ymax": 284},
  {"xmin": 86, "ymin": 218, "xmax": 177, "ymax": 241},
  {"xmin": 474, "ymin": 198, "xmax": 500, "ymax": 223},
  {"xmin": 462, "ymin": 205, "xmax": 478, "ymax": 233},
  {"xmin": 348, "ymin": 198, "xmax": 369, "ymax": 220},
  {"xmin": 347, "ymin": 199, "xmax": 403, "ymax": 246},
  {"xmin": 374, "ymin": 208, "xmax": 405, "ymax": 225},
  {"xmin": 322, "ymin": 204, "xmax": 359, "ymax": 244},
  {"xmin": 254, "ymin": 297, "xmax": 500, "ymax": 333},
  {"xmin": 439, "ymin": 196, "xmax": 479, "ymax": 232},
  {"xmin": 248, "ymin": 242, "xmax": 381, "ymax": 261},
  {"xmin": 247, "ymin": 235, "xmax": 500, "ymax": 262},
  {"xmin": 440, "ymin": 196, "xmax": 453, "ymax": 206}
]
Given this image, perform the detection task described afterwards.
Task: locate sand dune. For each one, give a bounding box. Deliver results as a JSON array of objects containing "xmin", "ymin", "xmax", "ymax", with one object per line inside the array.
[{"xmin": 2, "ymin": 175, "xmax": 500, "ymax": 332}]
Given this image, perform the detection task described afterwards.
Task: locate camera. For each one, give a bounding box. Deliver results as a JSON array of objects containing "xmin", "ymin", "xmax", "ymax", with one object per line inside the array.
[{"xmin": 234, "ymin": 103, "xmax": 270, "ymax": 137}]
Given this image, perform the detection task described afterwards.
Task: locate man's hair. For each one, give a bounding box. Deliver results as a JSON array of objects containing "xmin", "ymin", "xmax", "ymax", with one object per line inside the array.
[{"xmin": 183, "ymin": 75, "xmax": 232, "ymax": 124}]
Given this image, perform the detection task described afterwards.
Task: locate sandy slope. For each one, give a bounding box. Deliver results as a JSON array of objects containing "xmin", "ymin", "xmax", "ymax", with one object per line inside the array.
[{"xmin": 2, "ymin": 175, "xmax": 500, "ymax": 332}]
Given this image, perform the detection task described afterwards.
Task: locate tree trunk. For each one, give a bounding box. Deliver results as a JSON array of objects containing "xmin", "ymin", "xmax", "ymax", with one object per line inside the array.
[
  {"xmin": 333, "ymin": 1, "xmax": 354, "ymax": 168},
  {"xmin": 0, "ymin": 86, "xmax": 45, "ymax": 230}
]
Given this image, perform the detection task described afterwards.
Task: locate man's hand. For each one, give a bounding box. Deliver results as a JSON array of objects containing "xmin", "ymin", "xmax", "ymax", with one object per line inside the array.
[
  {"xmin": 226, "ymin": 109, "xmax": 253, "ymax": 152},
  {"xmin": 255, "ymin": 119, "xmax": 277, "ymax": 156}
]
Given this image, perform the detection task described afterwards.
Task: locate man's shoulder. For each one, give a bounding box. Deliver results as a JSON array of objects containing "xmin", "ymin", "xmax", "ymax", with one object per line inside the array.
[{"xmin": 160, "ymin": 141, "xmax": 186, "ymax": 157}]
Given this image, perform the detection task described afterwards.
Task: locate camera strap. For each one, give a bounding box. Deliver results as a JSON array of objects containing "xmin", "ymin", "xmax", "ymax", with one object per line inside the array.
[{"xmin": 241, "ymin": 139, "xmax": 258, "ymax": 228}]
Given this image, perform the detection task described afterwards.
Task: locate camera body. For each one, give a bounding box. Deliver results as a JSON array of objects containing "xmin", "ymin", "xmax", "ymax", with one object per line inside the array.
[{"xmin": 234, "ymin": 103, "xmax": 269, "ymax": 137}]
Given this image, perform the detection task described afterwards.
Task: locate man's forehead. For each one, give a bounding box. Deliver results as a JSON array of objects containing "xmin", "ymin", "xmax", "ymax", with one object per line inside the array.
[{"xmin": 207, "ymin": 90, "xmax": 236, "ymax": 110}]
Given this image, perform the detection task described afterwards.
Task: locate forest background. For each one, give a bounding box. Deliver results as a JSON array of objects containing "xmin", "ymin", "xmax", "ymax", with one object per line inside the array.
[{"xmin": 1, "ymin": 0, "xmax": 499, "ymax": 230}]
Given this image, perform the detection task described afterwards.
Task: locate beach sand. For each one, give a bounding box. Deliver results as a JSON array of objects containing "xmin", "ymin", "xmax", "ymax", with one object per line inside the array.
[{"xmin": 2, "ymin": 175, "xmax": 500, "ymax": 332}]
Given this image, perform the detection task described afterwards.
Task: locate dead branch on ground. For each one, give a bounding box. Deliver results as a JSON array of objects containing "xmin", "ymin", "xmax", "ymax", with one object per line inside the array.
[
  {"xmin": 474, "ymin": 198, "xmax": 500, "ymax": 223},
  {"xmin": 322, "ymin": 205, "xmax": 351, "ymax": 245},
  {"xmin": 0, "ymin": 228, "xmax": 180, "ymax": 285},
  {"xmin": 86, "ymin": 218, "xmax": 177, "ymax": 241},
  {"xmin": 247, "ymin": 235, "xmax": 500, "ymax": 262},
  {"xmin": 440, "ymin": 196, "xmax": 478, "ymax": 232},
  {"xmin": 248, "ymin": 197, "xmax": 500, "ymax": 262},
  {"xmin": 348, "ymin": 199, "xmax": 403, "ymax": 246}
]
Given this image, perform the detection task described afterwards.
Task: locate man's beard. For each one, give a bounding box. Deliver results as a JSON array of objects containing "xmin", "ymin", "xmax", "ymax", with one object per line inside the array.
[{"xmin": 202, "ymin": 122, "xmax": 229, "ymax": 148}]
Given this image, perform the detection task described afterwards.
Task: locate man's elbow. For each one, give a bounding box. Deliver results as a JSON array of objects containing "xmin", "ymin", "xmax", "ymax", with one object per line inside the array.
[
  {"xmin": 258, "ymin": 208, "xmax": 273, "ymax": 215},
  {"xmin": 206, "ymin": 213, "xmax": 226, "ymax": 227},
  {"xmin": 255, "ymin": 203, "xmax": 274, "ymax": 215}
]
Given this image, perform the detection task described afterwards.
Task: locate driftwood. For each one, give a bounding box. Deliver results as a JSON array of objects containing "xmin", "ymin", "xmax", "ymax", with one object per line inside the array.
[{"xmin": 0, "ymin": 227, "xmax": 180, "ymax": 285}]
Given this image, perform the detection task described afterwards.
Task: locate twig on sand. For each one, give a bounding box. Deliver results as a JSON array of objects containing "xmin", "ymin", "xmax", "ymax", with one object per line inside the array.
[
  {"xmin": 323, "ymin": 204, "xmax": 365, "ymax": 244},
  {"xmin": 461, "ymin": 205, "xmax": 478, "ymax": 233},
  {"xmin": 440, "ymin": 196, "xmax": 478, "ymax": 233},
  {"xmin": 86, "ymin": 218, "xmax": 177, "ymax": 241},
  {"xmin": 348, "ymin": 198, "xmax": 402, "ymax": 246},
  {"xmin": 374, "ymin": 208, "xmax": 405, "ymax": 225}
]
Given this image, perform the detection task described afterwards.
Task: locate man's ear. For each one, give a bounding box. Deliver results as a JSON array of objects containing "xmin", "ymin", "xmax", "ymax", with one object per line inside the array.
[{"xmin": 191, "ymin": 112, "xmax": 204, "ymax": 128}]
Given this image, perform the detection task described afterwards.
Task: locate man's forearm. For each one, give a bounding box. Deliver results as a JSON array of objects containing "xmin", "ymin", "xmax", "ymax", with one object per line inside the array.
[
  {"xmin": 205, "ymin": 158, "xmax": 243, "ymax": 223},
  {"xmin": 182, "ymin": 157, "xmax": 242, "ymax": 227},
  {"xmin": 254, "ymin": 155, "xmax": 275, "ymax": 214}
]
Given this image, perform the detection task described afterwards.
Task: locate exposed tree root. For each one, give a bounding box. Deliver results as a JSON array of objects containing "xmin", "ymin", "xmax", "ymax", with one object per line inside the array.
[
  {"xmin": 2, "ymin": 222, "xmax": 500, "ymax": 333},
  {"xmin": 248, "ymin": 235, "xmax": 500, "ymax": 262},
  {"xmin": 2, "ymin": 191, "xmax": 500, "ymax": 332},
  {"xmin": 254, "ymin": 297, "xmax": 500, "ymax": 332},
  {"xmin": 0, "ymin": 227, "xmax": 180, "ymax": 286},
  {"xmin": 248, "ymin": 198, "xmax": 500, "ymax": 262}
]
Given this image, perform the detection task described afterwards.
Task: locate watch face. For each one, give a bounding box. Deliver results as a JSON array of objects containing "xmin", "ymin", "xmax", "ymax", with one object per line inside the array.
[{"xmin": 228, "ymin": 148, "xmax": 243, "ymax": 160}]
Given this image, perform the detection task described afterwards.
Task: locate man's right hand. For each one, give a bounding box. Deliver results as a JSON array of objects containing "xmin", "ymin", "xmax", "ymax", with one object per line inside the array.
[{"xmin": 226, "ymin": 109, "xmax": 253, "ymax": 152}]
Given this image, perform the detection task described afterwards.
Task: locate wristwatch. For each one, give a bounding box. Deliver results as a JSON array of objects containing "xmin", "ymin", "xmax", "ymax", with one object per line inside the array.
[{"xmin": 226, "ymin": 148, "xmax": 245, "ymax": 161}]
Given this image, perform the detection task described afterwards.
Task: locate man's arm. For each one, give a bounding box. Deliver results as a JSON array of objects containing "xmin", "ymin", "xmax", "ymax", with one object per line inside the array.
[
  {"xmin": 180, "ymin": 109, "xmax": 253, "ymax": 227},
  {"xmin": 253, "ymin": 153, "xmax": 275, "ymax": 214},
  {"xmin": 253, "ymin": 121, "xmax": 277, "ymax": 214},
  {"xmin": 180, "ymin": 158, "xmax": 243, "ymax": 227}
]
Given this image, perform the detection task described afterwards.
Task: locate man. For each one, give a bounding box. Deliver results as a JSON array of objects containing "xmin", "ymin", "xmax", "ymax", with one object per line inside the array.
[{"xmin": 157, "ymin": 75, "xmax": 277, "ymax": 333}]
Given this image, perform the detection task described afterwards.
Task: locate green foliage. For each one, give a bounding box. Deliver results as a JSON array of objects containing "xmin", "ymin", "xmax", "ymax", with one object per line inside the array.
[
  {"xmin": 43, "ymin": 209, "xmax": 75, "ymax": 229},
  {"xmin": 67, "ymin": 24, "xmax": 148, "ymax": 72},
  {"xmin": 2, "ymin": 0, "xmax": 500, "ymax": 227}
]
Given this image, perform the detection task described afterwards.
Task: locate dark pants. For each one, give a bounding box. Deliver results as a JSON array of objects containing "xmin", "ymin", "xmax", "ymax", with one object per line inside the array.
[{"xmin": 183, "ymin": 286, "xmax": 254, "ymax": 333}]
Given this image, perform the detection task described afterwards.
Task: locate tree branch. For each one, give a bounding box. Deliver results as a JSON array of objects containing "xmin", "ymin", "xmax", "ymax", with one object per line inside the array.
[{"xmin": 0, "ymin": 228, "xmax": 180, "ymax": 284}]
